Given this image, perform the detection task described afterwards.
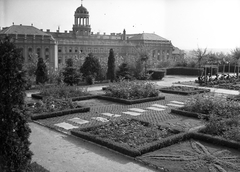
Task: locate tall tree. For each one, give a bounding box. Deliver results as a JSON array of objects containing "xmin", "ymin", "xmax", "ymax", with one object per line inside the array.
[
  {"xmin": 63, "ymin": 58, "xmax": 79, "ymax": 85},
  {"xmin": 0, "ymin": 37, "xmax": 32, "ymax": 171},
  {"xmin": 35, "ymin": 57, "xmax": 48, "ymax": 84},
  {"xmin": 134, "ymin": 45, "xmax": 150, "ymax": 76},
  {"xmin": 106, "ymin": 49, "xmax": 116, "ymax": 82},
  {"xmin": 80, "ymin": 53, "xmax": 101, "ymax": 78}
]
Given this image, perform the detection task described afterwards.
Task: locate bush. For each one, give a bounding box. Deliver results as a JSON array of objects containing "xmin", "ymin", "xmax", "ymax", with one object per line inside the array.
[
  {"xmin": 35, "ymin": 57, "xmax": 48, "ymax": 84},
  {"xmin": 63, "ymin": 58, "xmax": 79, "ymax": 85},
  {"xmin": 106, "ymin": 49, "xmax": 116, "ymax": 82},
  {"xmin": 148, "ymin": 69, "xmax": 165, "ymax": 80},
  {"xmin": 0, "ymin": 37, "xmax": 32, "ymax": 171},
  {"xmin": 104, "ymin": 80, "xmax": 160, "ymax": 100},
  {"xmin": 39, "ymin": 84, "xmax": 89, "ymax": 99},
  {"xmin": 80, "ymin": 53, "xmax": 101, "ymax": 81}
]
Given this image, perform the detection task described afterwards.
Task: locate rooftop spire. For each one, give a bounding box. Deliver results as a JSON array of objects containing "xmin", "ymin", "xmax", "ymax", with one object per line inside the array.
[{"xmin": 81, "ymin": 0, "xmax": 83, "ymax": 6}]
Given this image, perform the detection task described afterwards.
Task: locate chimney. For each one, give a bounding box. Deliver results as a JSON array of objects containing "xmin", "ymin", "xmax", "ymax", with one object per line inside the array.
[
  {"xmin": 47, "ymin": 29, "xmax": 50, "ymax": 32},
  {"xmin": 123, "ymin": 29, "xmax": 126, "ymax": 40}
]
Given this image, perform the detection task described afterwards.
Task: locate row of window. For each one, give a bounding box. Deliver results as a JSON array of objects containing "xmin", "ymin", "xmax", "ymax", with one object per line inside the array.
[
  {"xmin": 58, "ymin": 47, "xmax": 121, "ymax": 54},
  {"xmin": 28, "ymin": 47, "xmax": 49, "ymax": 61}
]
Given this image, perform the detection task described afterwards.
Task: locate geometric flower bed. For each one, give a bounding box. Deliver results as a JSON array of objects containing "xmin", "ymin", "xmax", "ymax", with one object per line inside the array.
[
  {"xmin": 26, "ymin": 97, "xmax": 90, "ymax": 120},
  {"xmin": 102, "ymin": 80, "xmax": 165, "ymax": 104},
  {"xmin": 137, "ymin": 132, "xmax": 240, "ymax": 172},
  {"xmin": 31, "ymin": 84, "xmax": 91, "ymax": 100},
  {"xmin": 71, "ymin": 118, "xmax": 184, "ymax": 157},
  {"xmin": 159, "ymin": 86, "xmax": 210, "ymax": 95}
]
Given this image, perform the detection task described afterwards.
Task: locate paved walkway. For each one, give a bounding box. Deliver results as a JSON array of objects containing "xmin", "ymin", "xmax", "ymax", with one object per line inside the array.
[{"xmin": 28, "ymin": 75, "xmax": 238, "ymax": 172}]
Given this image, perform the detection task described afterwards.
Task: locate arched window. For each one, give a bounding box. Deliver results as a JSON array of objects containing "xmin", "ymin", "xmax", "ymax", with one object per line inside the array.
[
  {"xmin": 37, "ymin": 48, "xmax": 41, "ymax": 58},
  {"xmin": 45, "ymin": 48, "xmax": 49, "ymax": 61}
]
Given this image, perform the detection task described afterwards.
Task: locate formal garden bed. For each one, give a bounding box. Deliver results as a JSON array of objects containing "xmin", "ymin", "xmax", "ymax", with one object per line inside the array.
[
  {"xmin": 31, "ymin": 84, "xmax": 92, "ymax": 100},
  {"xmin": 100, "ymin": 80, "xmax": 165, "ymax": 104},
  {"xmin": 137, "ymin": 132, "xmax": 240, "ymax": 172},
  {"xmin": 171, "ymin": 93, "xmax": 240, "ymax": 142},
  {"xmin": 71, "ymin": 118, "xmax": 184, "ymax": 157},
  {"xmin": 26, "ymin": 97, "xmax": 90, "ymax": 120},
  {"xmin": 159, "ymin": 86, "xmax": 210, "ymax": 95}
]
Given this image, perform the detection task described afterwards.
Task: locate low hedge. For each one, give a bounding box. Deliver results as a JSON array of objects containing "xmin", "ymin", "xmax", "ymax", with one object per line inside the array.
[
  {"xmin": 166, "ymin": 67, "xmax": 203, "ymax": 76},
  {"xmin": 31, "ymin": 93, "xmax": 97, "ymax": 101},
  {"xmin": 31, "ymin": 106, "xmax": 90, "ymax": 120},
  {"xmin": 71, "ymin": 119, "xmax": 185, "ymax": 157},
  {"xmin": 159, "ymin": 87, "xmax": 210, "ymax": 95},
  {"xmin": 171, "ymin": 108, "xmax": 208, "ymax": 120},
  {"xmin": 98, "ymin": 95, "xmax": 165, "ymax": 105}
]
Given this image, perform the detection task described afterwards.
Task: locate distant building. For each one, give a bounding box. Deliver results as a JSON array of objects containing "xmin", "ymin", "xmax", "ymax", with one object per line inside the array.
[
  {"xmin": 0, "ymin": 4, "xmax": 183, "ymax": 69},
  {"xmin": 0, "ymin": 24, "xmax": 58, "ymax": 68},
  {"xmin": 172, "ymin": 47, "xmax": 185, "ymax": 60}
]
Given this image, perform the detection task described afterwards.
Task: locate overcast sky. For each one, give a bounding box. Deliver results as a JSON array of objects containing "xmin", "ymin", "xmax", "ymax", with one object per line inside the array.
[{"xmin": 1, "ymin": 0, "xmax": 240, "ymax": 51}]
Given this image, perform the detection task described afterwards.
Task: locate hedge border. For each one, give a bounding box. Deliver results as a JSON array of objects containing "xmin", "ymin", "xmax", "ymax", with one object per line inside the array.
[
  {"xmin": 171, "ymin": 108, "xmax": 208, "ymax": 119},
  {"xmin": 31, "ymin": 93, "xmax": 98, "ymax": 101},
  {"xmin": 159, "ymin": 87, "xmax": 210, "ymax": 95},
  {"xmin": 136, "ymin": 131, "xmax": 240, "ymax": 171},
  {"xmin": 71, "ymin": 119, "xmax": 186, "ymax": 157},
  {"xmin": 97, "ymin": 95, "xmax": 165, "ymax": 105},
  {"xmin": 31, "ymin": 106, "xmax": 90, "ymax": 120}
]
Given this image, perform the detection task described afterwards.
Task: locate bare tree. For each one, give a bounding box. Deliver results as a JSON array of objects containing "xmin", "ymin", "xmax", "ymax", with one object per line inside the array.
[
  {"xmin": 193, "ymin": 47, "xmax": 208, "ymax": 76},
  {"xmin": 231, "ymin": 47, "xmax": 240, "ymax": 77}
]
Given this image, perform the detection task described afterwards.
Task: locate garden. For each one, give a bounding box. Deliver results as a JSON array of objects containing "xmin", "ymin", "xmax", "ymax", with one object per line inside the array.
[{"xmin": 1, "ymin": 35, "xmax": 240, "ymax": 172}]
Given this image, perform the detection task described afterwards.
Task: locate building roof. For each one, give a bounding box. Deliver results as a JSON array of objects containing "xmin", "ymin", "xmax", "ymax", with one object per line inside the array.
[
  {"xmin": 172, "ymin": 47, "xmax": 184, "ymax": 55},
  {"xmin": 127, "ymin": 33, "xmax": 168, "ymax": 41},
  {"xmin": 0, "ymin": 25, "xmax": 50, "ymax": 36}
]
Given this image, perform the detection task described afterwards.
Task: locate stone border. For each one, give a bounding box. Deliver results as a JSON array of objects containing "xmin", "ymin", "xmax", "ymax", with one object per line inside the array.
[
  {"xmin": 31, "ymin": 106, "xmax": 90, "ymax": 120},
  {"xmin": 71, "ymin": 119, "xmax": 184, "ymax": 157},
  {"xmin": 171, "ymin": 108, "xmax": 208, "ymax": 119},
  {"xmin": 97, "ymin": 95, "xmax": 165, "ymax": 105},
  {"xmin": 136, "ymin": 132, "xmax": 240, "ymax": 171},
  {"xmin": 159, "ymin": 87, "xmax": 210, "ymax": 95}
]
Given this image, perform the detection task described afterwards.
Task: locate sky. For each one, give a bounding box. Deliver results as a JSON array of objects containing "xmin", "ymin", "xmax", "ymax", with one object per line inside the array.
[{"xmin": 1, "ymin": 0, "xmax": 240, "ymax": 51}]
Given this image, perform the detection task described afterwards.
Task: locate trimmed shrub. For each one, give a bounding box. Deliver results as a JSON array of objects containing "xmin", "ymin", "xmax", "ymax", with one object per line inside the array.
[
  {"xmin": 0, "ymin": 37, "xmax": 32, "ymax": 171},
  {"xmin": 148, "ymin": 69, "xmax": 165, "ymax": 80},
  {"xmin": 80, "ymin": 53, "xmax": 101, "ymax": 81},
  {"xmin": 35, "ymin": 57, "xmax": 48, "ymax": 84},
  {"xmin": 106, "ymin": 49, "xmax": 116, "ymax": 82},
  {"xmin": 63, "ymin": 58, "xmax": 79, "ymax": 85},
  {"xmin": 166, "ymin": 67, "xmax": 203, "ymax": 76}
]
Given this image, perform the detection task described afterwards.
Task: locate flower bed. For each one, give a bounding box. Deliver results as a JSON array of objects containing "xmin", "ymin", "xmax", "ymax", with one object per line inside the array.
[
  {"xmin": 27, "ymin": 97, "xmax": 90, "ymax": 120},
  {"xmin": 101, "ymin": 81, "xmax": 164, "ymax": 104},
  {"xmin": 172, "ymin": 93, "xmax": 240, "ymax": 143},
  {"xmin": 159, "ymin": 86, "xmax": 210, "ymax": 95},
  {"xmin": 137, "ymin": 132, "xmax": 240, "ymax": 172},
  {"xmin": 31, "ymin": 84, "xmax": 90, "ymax": 99},
  {"xmin": 71, "ymin": 118, "xmax": 184, "ymax": 157}
]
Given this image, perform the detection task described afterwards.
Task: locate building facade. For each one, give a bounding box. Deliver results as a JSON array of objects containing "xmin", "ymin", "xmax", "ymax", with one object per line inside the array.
[{"xmin": 0, "ymin": 4, "xmax": 181, "ymax": 69}]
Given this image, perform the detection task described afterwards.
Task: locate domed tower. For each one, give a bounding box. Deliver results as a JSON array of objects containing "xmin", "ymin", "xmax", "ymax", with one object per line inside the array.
[{"xmin": 72, "ymin": 4, "xmax": 91, "ymax": 35}]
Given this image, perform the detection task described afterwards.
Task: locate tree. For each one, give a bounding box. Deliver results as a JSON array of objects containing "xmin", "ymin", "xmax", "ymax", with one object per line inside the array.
[
  {"xmin": 232, "ymin": 47, "xmax": 240, "ymax": 77},
  {"xmin": 62, "ymin": 58, "xmax": 79, "ymax": 85},
  {"xmin": 0, "ymin": 37, "xmax": 32, "ymax": 171},
  {"xmin": 35, "ymin": 57, "xmax": 48, "ymax": 84},
  {"xmin": 106, "ymin": 49, "xmax": 116, "ymax": 82},
  {"xmin": 193, "ymin": 47, "xmax": 208, "ymax": 76},
  {"xmin": 134, "ymin": 45, "xmax": 151, "ymax": 76},
  {"xmin": 80, "ymin": 53, "xmax": 101, "ymax": 78}
]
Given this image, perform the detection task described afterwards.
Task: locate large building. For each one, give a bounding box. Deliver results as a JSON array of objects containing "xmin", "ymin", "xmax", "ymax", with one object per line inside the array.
[{"xmin": 0, "ymin": 3, "xmax": 179, "ymax": 69}]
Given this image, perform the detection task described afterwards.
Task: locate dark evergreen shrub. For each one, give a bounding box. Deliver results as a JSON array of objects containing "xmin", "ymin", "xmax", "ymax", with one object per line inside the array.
[
  {"xmin": 0, "ymin": 37, "xmax": 32, "ymax": 171},
  {"xmin": 63, "ymin": 58, "xmax": 79, "ymax": 85},
  {"xmin": 148, "ymin": 70, "xmax": 165, "ymax": 80},
  {"xmin": 116, "ymin": 63, "xmax": 132, "ymax": 80},
  {"xmin": 106, "ymin": 49, "xmax": 116, "ymax": 82},
  {"xmin": 35, "ymin": 57, "xmax": 48, "ymax": 84},
  {"xmin": 80, "ymin": 53, "xmax": 101, "ymax": 79}
]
